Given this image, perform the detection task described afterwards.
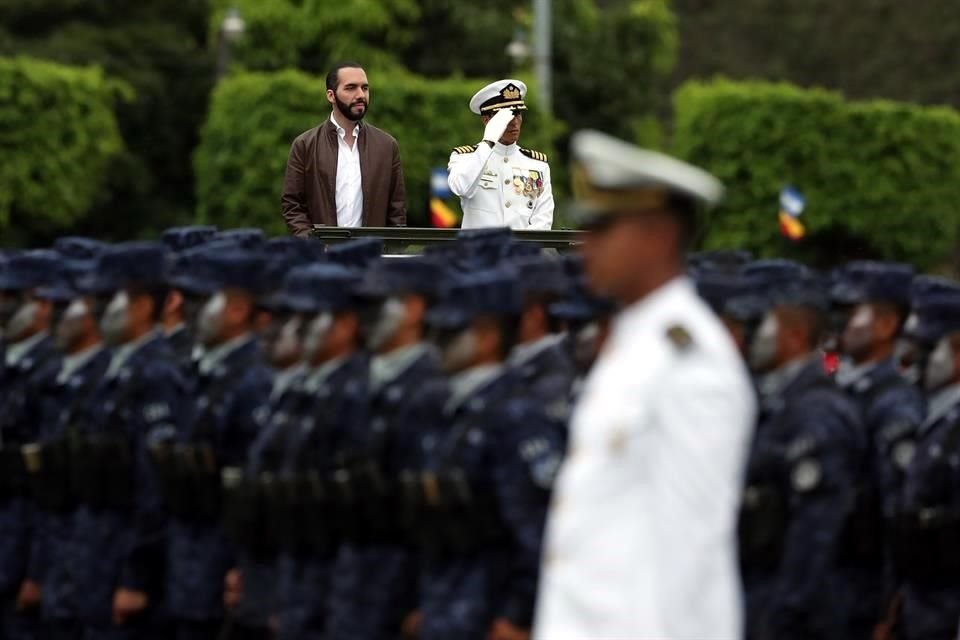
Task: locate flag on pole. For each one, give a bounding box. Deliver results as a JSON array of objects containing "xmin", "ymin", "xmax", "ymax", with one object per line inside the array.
[
  {"xmin": 778, "ymin": 186, "xmax": 806, "ymax": 241},
  {"xmin": 429, "ymin": 168, "xmax": 460, "ymax": 228}
]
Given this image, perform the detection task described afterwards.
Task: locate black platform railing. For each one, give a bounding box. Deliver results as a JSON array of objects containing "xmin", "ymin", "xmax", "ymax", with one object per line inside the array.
[{"xmin": 310, "ymin": 225, "xmax": 583, "ymax": 253}]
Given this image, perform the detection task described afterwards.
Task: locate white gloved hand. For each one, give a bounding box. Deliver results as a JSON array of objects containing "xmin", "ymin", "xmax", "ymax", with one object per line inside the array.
[{"xmin": 482, "ymin": 109, "xmax": 515, "ymax": 144}]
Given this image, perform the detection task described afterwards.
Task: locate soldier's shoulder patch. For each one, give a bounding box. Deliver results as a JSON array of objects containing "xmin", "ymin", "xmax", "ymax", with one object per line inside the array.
[
  {"xmin": 665, "ymin": 324, "xmax": 693, "ymax": 351},
  {"xmin": 520, "ymin": 147, "xmax": 548, "ymax": 163},
  {"xmin": 452, "ymin": 144, "xmax": 479, "ymax": 155}
]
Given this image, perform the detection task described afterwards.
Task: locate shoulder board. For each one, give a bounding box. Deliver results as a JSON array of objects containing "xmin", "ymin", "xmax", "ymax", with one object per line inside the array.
[
  {"xmin": 452, "ymin": 144, "xmax": 479, "ymax": 155},
  {"xmin": 665, "ymin": 324, "xmax": 693, "ymax": 351},
  {"xmin": 520, "ymin": 148, "xmax": 548, "ymax": 163}
]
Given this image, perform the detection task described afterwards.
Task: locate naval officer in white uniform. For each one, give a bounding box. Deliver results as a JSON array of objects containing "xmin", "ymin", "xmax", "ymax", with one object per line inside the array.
[
  {"xmin": 447, "ymin": 79, "xmax": 554, "ymax": 230},
  {"xmin": 533, "ymin": 131, "xmax": 756, "ymax": 640}
]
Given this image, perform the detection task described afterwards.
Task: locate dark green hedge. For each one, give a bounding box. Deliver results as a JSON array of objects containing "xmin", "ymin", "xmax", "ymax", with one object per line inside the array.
[
  {"xmin": 0, "ymin": 56, "xmax": 125, "ymax": 243},
  {"xmin": 194, "ymin": 68, "xmax": 562, "ymax": 234},
  {"xmin": 673, "ymin": 79, "xmax": 960, "ymax": 268}
]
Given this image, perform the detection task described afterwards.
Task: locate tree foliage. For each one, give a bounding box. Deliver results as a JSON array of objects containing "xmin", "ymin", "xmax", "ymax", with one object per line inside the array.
[
  {"xmin": 672, "ymin": 0, "xmax": 960, "ymax": 108},
  {"xmin": 673, "ymin": 79, "xmax": 960, "ymax": 269},
  {"xmin": 0, "ymin": 56, "xmax": 125, "ymax": 245},
  {"xmin": 195, "ymin": 68, "xmax": 563, "ymax": 234}
]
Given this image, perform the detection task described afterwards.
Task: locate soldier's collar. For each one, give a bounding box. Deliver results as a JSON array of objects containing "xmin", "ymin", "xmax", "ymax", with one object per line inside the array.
[
  {"xmin": 508, "ymin": 333, "xmax": 564, "ymax": 368},
  {"xmin": 4, "ymin": 331, "xmax": 48, "ymax": 369},
  {"xmin": 924, "ymin": 383, "xmax": 960, "ymax": 430},
  {"xmin": 370, "ymin": 341, "xmax": 432, "ymax": 391},
  {"xmin": 106, "ymin": 328, "xmax": 161, "ymax": 379},
  {"xmin": 303, "ymin": 354, "xmax": 351, "ymax": 391},
  {"xmin": 493, "ymin": 141, "xmax": 519, "ymax": 156},
  {"xmin": 58, "ymin": 343, "xmax": 105, "ymax": 384},
  {"xmin": 446, "ymin": 363, "xmax": 503, "ymax": 413},
  {"xmin": 198, "ymin": 332, "xmax": 255, "ymax": 375},
  {"xmin": 165, "ymin": 323, "xmax": 186, "ymax": 339},
  {"xmin": 271, "ymin": 363, "xmax": 305, "ymax": 400},
  {"xmin": 757, "ymin": 354, "xmax": 817, "ymax": 399},
  {"xmin": 834, "ymin": 358, "xmax": 878, "ymax": 389}
]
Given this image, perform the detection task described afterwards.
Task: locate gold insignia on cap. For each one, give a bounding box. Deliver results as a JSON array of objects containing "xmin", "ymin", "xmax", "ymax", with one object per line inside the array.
[
  {"xmin": 502, "ymin": 84, "xmax": 521, "ymax": 100},
  {"xmin": 572, "ymin": 162, "xmax": 670, "ymax": 214},
  {"xmin": 666, "ymin": 325, "xmax": 693, "ymax": 350}
]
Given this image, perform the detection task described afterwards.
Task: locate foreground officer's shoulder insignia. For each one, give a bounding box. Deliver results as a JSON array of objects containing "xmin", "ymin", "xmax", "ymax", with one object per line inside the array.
[
  {"xmin": 520, "ymin": 147, "xmax": 548, "ymax": 163},
  {"xmin": 452, "ymin": 144, "xmax": 479, "ymax": 155},
  {"xmin": 666, "ymin": 325, "xmax": 693, "ymax": 351}
]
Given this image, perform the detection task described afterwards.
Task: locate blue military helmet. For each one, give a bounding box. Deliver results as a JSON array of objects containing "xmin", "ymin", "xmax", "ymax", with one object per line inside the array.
[
  {"xmin": 694, "ymin": 269, "xmax": 751, "ymax": 315},
  {"xmin": 0, "ymin": 250, "xmax": 62, "ymax": 292},
  {"xmin": 202, "ymin": 250, "xmax": 269, "ymax": 295},
  {"xmin": 910, "ymin": 274, "xmax": 960, "ymax": 299},
  {"xmin": 258, "ymin": 238, "xmax": 326, "ymax": 311},
  {"xmin": 161, "ymin": 225, "xmax": 218, "ymax": 252},
  {"xmin": 281, "ymin": 262, "xmax": 360, "ymax": 314},
  {"xmin": 38, "ymin": 238, "xmax": 110, "ymax": 302},
  {"xmin": 506, "ymin": 255, "xmax": 568, "ymax": 299},
  {"xmin": 454, "ymin": 227, "xmax": 514, "ymax": 270},
  {"xmin": 688, "ymin": 249, "xmax": 754, "ymax": 274},
  {"xmin": 78, "ymin": 241, "xmax": 169, "ymax": 294},
  {"xmin": 425, "ymin": 267, "xmax": 523, "ymax": 331},
  {"xmin": 829, "ymin": 261, "xmax": 914, "ymax": 306},
  {"xmin": 213, "ymin": 228, "xmax": 266, "ymax": 249},
  {"xmin": 548, "ymin": 280, "xmax": 615, "ymax": 323},
  {"xmin": 166, "ymin": 244, "xmax": 223, "ymax": 296},
  {"xmin": 326, "ymin": 238, "xmax": 384, "ymax": 270},
  {"xmin": 910, "ymin": 292, "xmax": 960, "ymax": 346},
  {"xmin": 352, "ymin": 256, "xmax": 444, "ymax": 301},
  {"xmin": 768, "ymin": 274, "xmax": 831, "ymax": 312},
  {"xmin": 740, "ymin": 258, "xmax": 809, "ymax": 284}
]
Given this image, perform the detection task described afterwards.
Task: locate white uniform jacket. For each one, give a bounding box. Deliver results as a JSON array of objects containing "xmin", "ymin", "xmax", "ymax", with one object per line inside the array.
[
  {"xmin": 533, "ymin": 277, "xmax": 756, "ymax": 640},
  {"xmin": 447, "ymin": 141, "xmax": 553, "ymax": 230}
]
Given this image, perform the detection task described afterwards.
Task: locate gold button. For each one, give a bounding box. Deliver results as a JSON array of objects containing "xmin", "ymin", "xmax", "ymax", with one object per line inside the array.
[
  {"xmin": 503, "ymin": 157, "xmax": 509, "ymax": 163},
  {"xmin": 504, "ymin": 179, "xmax": 510, "ymax": 185},
  {"xmin": 505, "ymin": 202, "xmax": 511, "ymax": 208}
]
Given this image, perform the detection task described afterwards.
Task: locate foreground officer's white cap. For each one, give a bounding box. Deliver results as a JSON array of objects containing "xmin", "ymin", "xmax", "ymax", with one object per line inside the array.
[
  {"xmin": 469, "ymin": 79, "xmax": 529, "ymax": 116},
  {"xmin": 570, "ymin": 129, "xmax": 724, "ymax": 228}
]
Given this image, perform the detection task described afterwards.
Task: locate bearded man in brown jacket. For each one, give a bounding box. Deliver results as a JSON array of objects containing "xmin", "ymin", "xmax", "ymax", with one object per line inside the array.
[{"xmin": 281, "ymin": 62, "xmax": 407, "ymax": 236}]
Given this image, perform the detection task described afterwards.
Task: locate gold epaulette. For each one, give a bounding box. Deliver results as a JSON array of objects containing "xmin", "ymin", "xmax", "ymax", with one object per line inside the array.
[
  {"xmin": 520, "ymin": 148, "xmax": 548, "ymax": 162},
  {"xmin": 452, "ymin": 144, "xmax": 479, "ymax": 155}
]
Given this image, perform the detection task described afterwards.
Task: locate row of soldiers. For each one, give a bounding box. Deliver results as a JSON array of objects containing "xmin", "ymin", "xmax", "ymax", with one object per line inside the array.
[
  {"xmin": 3, "ymin": 222, "xmax": 960, "ymax": 640},
  {"xmin": 0, "ymin": 226, "xmax": 592, "ymax": 640},
  {"xmin": 694, "ymin": 253, "xmax": 960, "ymax": 640}
]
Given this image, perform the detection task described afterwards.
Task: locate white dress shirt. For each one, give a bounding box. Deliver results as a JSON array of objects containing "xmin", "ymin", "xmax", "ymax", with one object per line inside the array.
[
  {"xmin": 534, "ymin": 277, "xmax": 756, "ymax": 640},
  {"xmin": 331, "ymin": 113, "xmax": 363, "ymax": 228},
  {"xmin": 447, "ymin": 141, "xmax": 553, "ymax": 230}
]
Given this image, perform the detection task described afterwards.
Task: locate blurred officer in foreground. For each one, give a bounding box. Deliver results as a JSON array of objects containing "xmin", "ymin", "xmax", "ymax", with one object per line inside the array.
[
  {"xmin": 413, "ymin": 267, "xmax": 561, "ymax": 640},
  {"xmin": 29, "ymin": 241, "xmax": 112, "ymax": 638},
  {"xmin": 160, "ymin": 249, "xmax": 273, "ymax": 640},
  {"xmin": 448, "ymin": 79, "xmax": 553, "ymax": 230},
  {"xmin": 829, "ymin": 262, "xmax": 924, "ymax": 635},
  {"xmin": 895, "ymin": 292, "xmax": 960, "ymax": 640},
  {"xmin": 741, "ymin": 278, "xmax": 865, "ymax": 639},
  {"xmin": 273, "ymin": 262, "xmax": 369, "ymax": 640},
  {"xmin": 71, "ymin": 242, "xmax": 186, "ymax": 638},
  {"xmin": 326, "ymin": 257, "xmax": 447, "ymax": 640},
  {"xmin": 534, "ymin": 132, "xmax": 755, "ymax": 640},
  {"xmin": 0, "ymin": 251, "xmax": 62, "ymax": 639}
]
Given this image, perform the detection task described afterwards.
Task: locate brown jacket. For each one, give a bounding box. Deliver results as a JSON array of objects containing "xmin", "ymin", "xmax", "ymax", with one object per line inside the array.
[{"xmin": 281, "ymin": 119, "xmax": 406, "ymax": 236}]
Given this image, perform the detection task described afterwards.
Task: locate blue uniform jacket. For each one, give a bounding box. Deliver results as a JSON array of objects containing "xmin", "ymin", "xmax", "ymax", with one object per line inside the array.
[
  {"xmin": 166, "ymin": 336, "xmax": 272, "ymax": 622},
  {"xmin": 418, "ymin": 367, "xmax": 563, "ymax": 639}
]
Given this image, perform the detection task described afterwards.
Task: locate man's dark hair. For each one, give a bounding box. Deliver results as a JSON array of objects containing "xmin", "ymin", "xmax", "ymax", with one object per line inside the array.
[{"xmin": 326, "ymin": 61, "xmax": 364, "ymax": 92}]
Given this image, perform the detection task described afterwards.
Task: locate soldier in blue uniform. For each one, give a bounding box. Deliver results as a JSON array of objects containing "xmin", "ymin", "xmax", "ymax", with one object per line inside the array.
[
  {"xmin": 66, "ymin": 242, "xmax": 187, "ymax": 638},
  {"xmin": 158, "ymin": 249, "xmax": 273, "ymax": 640},
  {"xmin": 325, "ymin": 257, "xmax": 448, "ymax": 640},
  {"xmin": 829, "ymin": 261, "xmax": 926, "ymax": 636},
  {"xmin": 0, "ymin": 250, "xmax": 63, "ymax": 639},
  {"xmin": 739, "ymin": 277, "xmax": 866, "ymax": 640},
  {"xmin": 24, "ymin": 239, "xmax": 112, "ymax": 638},
  {"xmin": 894, "ymin": 291, "xmax": 960, "ymax": 640},
  {"xmin": 895, "ymin": 275, "xmax": 960, "ymax": 386},
  {"xmin": 412, "ymin": 267, "xmax": 563, "ymax": 640},
  {"xmin": 504, "ymin": 255, "xmax": 575, "ymax": 415},
  {"xmin": 160, "ymin": 225, "xmax": 218, "ymax": 366},
  {"xmin": 265, "ymin": 262, "xmax": 369, "ymax": 640}
]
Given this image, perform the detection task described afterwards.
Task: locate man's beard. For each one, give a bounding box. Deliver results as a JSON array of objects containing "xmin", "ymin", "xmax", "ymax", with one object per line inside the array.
[{"xmin": 337, "ymin": 96, "xmax": 368, "ymax": 122}]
